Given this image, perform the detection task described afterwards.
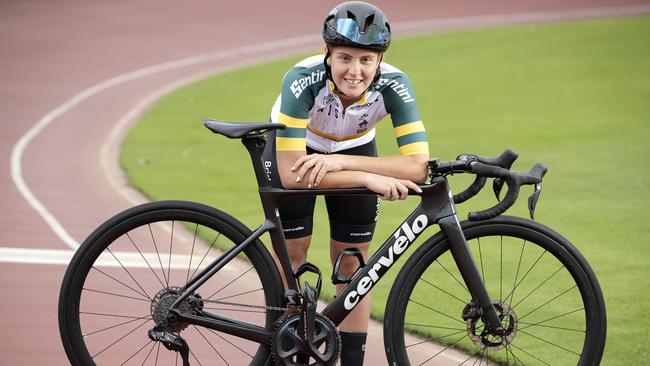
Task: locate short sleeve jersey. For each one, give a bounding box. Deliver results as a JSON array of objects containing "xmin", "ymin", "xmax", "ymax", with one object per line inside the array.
[{"xmin": 271, "ymin": 55, "xmax": 429, "ymax": 155}]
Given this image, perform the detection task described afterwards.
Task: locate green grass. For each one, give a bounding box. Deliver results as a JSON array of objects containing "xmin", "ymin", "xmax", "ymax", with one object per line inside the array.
[{"xmin": 121, "ymin": 16, "xmax": 650, "ymax": 364}]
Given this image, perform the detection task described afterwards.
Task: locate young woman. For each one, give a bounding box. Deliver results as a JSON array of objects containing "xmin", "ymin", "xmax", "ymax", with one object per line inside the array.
[{"xmin": 270, "ymin": 2, "xmax": 429, "ymax": 364}]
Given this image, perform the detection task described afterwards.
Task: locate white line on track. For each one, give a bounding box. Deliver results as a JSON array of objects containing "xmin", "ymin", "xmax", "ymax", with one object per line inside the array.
[{"xmin": 7, "ymin": 5, "xmax": 650, "ymax": 263}]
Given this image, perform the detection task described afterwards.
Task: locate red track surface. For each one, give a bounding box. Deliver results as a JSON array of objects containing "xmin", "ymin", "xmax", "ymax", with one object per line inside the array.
[{"xmin": 1, "ymin": 1, "xmax": 647, "ymax": 364}]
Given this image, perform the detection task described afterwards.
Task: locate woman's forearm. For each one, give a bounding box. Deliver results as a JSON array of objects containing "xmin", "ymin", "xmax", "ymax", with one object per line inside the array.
[{"xmin": 341, "ymin": 154, "xmax": 429, "ymax": 183}]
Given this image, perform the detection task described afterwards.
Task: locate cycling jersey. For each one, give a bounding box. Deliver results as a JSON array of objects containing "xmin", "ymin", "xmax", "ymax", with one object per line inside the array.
[{"xmin": 271, "ymin": 55, "xmax": 429, "ymax": 155}]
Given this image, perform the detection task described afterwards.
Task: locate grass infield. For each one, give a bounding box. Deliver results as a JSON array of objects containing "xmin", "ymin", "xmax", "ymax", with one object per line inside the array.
[{"xmin": 121, "ymin": 16, "xmax": 649, "ymax": 364}]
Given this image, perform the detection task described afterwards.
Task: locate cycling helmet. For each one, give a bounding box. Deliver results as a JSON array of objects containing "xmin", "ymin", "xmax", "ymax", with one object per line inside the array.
[
  {"xmin": 322, "ymin": 2, "xmax": 391, "ymax": 88},
  {"xmin": 322, "ymin": 1, "xmax": 391, "ymax": 52}
]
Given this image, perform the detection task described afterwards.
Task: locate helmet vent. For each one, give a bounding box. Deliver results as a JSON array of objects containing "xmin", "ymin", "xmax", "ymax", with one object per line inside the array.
[
  {"xmin": 347, "ymin": 10, "xmax": 356, "ymax": 19},
  {"xmin": 362, "ymin": 14, "xmax": 375, "ymax": 33}
]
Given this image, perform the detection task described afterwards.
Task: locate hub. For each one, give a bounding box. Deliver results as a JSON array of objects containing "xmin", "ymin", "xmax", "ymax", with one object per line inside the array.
[{"xmin": 466, "ymin": 302, "xmax": 518, "ymax": 351}]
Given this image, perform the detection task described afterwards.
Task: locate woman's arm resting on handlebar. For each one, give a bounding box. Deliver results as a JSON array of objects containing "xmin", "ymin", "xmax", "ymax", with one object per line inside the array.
[
  {"xmin": 291, "ymin": 153, "xmax": 429, "ymax": 187},
  {"xmin": 277, "ymin": 151, "xmax": 422, "ymax": 200}
]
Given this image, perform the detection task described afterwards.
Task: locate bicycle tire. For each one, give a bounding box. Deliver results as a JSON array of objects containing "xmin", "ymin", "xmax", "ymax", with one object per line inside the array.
[
  {"xmin": 384, "ymin": 216, "xmax": 606, "ymax": 365},
  {"xmin": 59, "ymin": 200, "xmax": 284, "ymax": 365}
]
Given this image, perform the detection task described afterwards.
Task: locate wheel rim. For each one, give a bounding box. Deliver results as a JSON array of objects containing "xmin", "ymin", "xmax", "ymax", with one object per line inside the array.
[
  {"xmin": 399, "ymin": 225, "xmax": 597, "ymax": 365},
  {"xmin": 66, "ymin": 210, "xmax": 279, "ymax": 365}
]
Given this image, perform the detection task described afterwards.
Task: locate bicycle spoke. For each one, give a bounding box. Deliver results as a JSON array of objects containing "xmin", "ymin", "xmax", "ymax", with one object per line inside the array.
[
  {"xmin": 186, "ymin": 224, "xmax": 199, "ymax": 284},
  {"xmin": 518, "ymin": 307, "xmax": 585, "ymax": 332},
  {"xmin": 120, "ymin": 339, "xmax": 153, "ymax": 365},
  {"xmin": 409, "ymin": 299, "xmax": 466, "ymax": 325},
  {"xmin": 476, "ymin": 237, "xmax": 485, "ymax": 286},
  {"xmin": 205, "ymin": 327, "xmax": 255, "ymax": 358},
  {"xmin": 405, "ymin": 328, "xmax": 466, "ymax": 349},
  {"xmin": 82, "ymin": 314, "xmax": 152, "ymax": 337},
  {"xmin": 91, "ymin": 318, "xmax": 151, "ymax": 359},
  {"xmin": 141, "ymin": 341, "xmax": 157, "ymax": 366},
  {"xmin": 420, "ymin": 277, "xmax": 468, "ymax": 304},
  {"xmin": 167, "ymin": 221, "xmax": 174, "ymax": 288},
  {"xmin": 83, "ymin": 287, "xmax": 151, "ymax": 303},
  {"xmin": 106, "ymin": 248, "xmax": 152, "ymax": 300},
  {"xmin": 519, "ymin": 328, "xmax": 582, "ymax": 357},
  {"xmin": 125, "ymin": 232, "xmax": 166, "ymax": 289},
  {"xmin": 213, "ymin": 287, "xmax": 263, "ymax": 302},
  {"xmin": 500, "ymin": 236, "xmax": 503, "ymax": 302},
  {"xmin": 90, "ymin": 267, "xmax": 149, "ymax": 300},
  {"xmin": 519, "ymin": 320, "xmax": 586, "ymax": 333},
  {"xmin": 461, "ymin": 346, "xmax": 485, "ymax": 366},
  {"xmin": 517, "ymin": 285, "xmax": 578, "ymax": 322},
  {"xmin": 188, "ymin": 232, "xmax": 221, "ymax": 282},
  {"xmin": 155, "ymin": 342, "xmax": 161, "ymax": 365},
  {"xmin": 194, "ymin": 325, "xmax": 229, "ymax": 365},
  {"xmin": 505, "ymin": 240, "xmax": 527, "ymax": 307},
  {"xmin": 435, "ymin": 259, "xmax": 469, "ymax": 294},
  {"xmin": 404, "ymin": 322, "xmax": 466, "ymax": 332},
  {"xmin": 80, "ymin": 312, "xmax": 151, "ymax": 321},
  {"xmin": 189, "ymin": 347, "xmax": 204, "ymax": 366},
  {"xmin": 509, "ymin": 341, "xmax": 551, "ymax": 365},
  {"xmin": 501, "ymin": 250, "xmax": 547, "ymax": 306},
  {"xmin": 417, "ymin": 332, "xmax": 469, "ymax": 366},
  {"xmin": 511, "ymin": 265, "xmax": 564, "ymax": 310},
  {"xmin": 206, "ymin": 266, "xmax": 256, "ymax": 300},
  {"xmin": 148, "ymin": 224, "xmax": 169, "ymax": 287}
]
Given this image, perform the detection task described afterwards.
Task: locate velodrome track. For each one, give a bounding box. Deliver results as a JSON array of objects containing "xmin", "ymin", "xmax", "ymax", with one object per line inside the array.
[{"xmin": 1, "ymin": 1, "xmax": 648, "ymax": 364}]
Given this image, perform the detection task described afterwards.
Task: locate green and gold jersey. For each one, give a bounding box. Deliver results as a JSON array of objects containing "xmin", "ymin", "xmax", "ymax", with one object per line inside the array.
[{"xmin": 271, "ymin": 55, "xmax": 429, "ymax": 155}]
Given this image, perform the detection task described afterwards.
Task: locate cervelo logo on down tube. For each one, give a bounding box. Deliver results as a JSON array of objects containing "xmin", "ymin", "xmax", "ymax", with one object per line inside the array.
[{"xmin": 344, "ymin": 214, "xmax": 428, "ymax": 310}]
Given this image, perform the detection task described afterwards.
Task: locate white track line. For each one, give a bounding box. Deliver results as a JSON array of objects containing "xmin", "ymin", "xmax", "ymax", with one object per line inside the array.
[{"xmin": 7, "ymin": 5, "xmax": 650, "ymax": 261}]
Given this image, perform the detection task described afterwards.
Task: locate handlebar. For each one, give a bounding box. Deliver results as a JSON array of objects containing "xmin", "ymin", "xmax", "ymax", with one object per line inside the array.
[{"xmin": 429, "ymin": 149, "xmax": 548, "ymax": 221}]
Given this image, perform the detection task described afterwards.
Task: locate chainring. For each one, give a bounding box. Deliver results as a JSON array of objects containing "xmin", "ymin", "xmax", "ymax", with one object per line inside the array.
[{"xmin": 272, "ymin": 314, "xmax": 340, "ymax": 366}]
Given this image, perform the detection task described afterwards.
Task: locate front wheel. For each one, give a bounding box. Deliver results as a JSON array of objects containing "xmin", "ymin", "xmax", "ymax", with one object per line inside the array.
[
  {"xmin": 59, "ymin": 200, "xmax": 284, "ymax": 365},
  {"xmin": 384, "ymin": 216, "xmax": 606, "ymax": 365}
]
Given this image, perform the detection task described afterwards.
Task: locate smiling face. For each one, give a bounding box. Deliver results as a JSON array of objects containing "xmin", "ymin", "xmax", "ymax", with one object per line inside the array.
[{"xmin": 327, "ymin": 46, "xmax": 382, "ymax": 102}]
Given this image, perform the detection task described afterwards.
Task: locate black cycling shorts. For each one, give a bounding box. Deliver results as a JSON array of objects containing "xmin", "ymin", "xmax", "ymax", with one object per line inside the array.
[{"xmin": 277, "ymin": 140, "xmax": 380, "ymax": 244}]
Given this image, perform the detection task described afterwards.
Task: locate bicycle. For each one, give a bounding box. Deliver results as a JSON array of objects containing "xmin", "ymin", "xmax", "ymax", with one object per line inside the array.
[{"xmin": 59, "ymin": 120, "xmax": 607, "ymax": 365}]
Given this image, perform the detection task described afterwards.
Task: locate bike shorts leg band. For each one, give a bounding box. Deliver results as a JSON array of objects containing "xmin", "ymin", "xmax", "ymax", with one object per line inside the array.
[
  {"xmin": 280, "ymin": 217, "xmax": 314, "ymax": 239},
  {"xmin": 279, "ymin": 195, "xmax": 316, "ymax": 239},
  {"xmin": 329, "ymin": 219, "xmax": 376, "ymax": 243}
]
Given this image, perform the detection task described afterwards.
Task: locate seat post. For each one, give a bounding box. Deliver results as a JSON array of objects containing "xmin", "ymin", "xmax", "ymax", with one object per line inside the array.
[{"xmin": 241, "ymin": 135, "xmax": 272, "ymax": 188}]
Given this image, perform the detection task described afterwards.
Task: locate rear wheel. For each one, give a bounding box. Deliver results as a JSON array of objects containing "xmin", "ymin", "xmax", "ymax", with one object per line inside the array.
[
  {"xmin": 59, "ymin": 200, "xmax": 284, "ymax": 365},
  {"xmin": 384, "ymin": 216, "xmax": 606, "ymax": 365}
]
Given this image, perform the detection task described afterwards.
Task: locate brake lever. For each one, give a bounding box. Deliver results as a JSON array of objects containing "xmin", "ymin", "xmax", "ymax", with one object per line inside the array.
[{"xmin": 528, "ymin": 183, "xmax": 542, "ymax": 220}]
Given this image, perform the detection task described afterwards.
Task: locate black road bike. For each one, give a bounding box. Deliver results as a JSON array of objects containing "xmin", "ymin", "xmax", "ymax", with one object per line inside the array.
[{"xmin": 59, "ymin": 120, "xmax": 606, "ymax": 365}]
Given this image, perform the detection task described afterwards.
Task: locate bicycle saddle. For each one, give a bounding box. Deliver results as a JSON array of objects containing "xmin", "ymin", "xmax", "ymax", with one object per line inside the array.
[{"xmin": 203, "ymin": 119, "xmax": 285, "ymax": 138}]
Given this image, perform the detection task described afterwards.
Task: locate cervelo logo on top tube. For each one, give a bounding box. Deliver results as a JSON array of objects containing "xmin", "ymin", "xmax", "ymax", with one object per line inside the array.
[{"xmin": 344, "ymin": 214, "xmax": 428, "ymax": 310}]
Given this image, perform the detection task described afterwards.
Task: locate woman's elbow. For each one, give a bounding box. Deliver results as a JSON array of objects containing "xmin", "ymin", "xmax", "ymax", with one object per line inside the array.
[
  {"xmin": 279, "ymin": 172, "xmax": 300, "ymax": 189},
  {"xmin": 411, "ymin": 154, "xmax": 430, "ymax": 183}
]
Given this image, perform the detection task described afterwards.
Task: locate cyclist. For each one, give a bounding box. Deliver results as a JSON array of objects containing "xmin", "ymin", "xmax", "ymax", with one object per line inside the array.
[{"xmin": 269, "ymin": 1, "xmax": 429, "ymax": 364}]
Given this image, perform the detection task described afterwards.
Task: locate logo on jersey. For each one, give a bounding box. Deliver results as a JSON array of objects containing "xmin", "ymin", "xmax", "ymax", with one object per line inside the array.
[
  {"xmin": 357, "ymin": 114, "xmax": 369, "ymax": 133},
  {"xmin": 290, "ymin": 70, "xmax": 326, "ymax": 98},
  {"xmin": 378, "ymin": 78, "xmax": 415, "ymax": 103}
]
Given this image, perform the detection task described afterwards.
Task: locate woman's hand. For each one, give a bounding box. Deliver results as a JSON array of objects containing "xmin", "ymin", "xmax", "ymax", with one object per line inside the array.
[
  {"xmin": 364, "ymin": 173, "xmax": 422, "ymax": 201},
  {"xmin": 292, "ymin": 154, "xmax": 347, "ymax": 188}
]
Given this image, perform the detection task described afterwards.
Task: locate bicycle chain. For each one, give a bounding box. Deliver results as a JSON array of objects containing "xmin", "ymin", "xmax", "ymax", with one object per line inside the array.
[{"xmin": 202, "ymin": 298, "xmax": 289, "ymax": 312}]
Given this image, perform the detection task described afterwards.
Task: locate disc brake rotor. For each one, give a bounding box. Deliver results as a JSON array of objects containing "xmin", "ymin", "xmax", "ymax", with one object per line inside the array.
[{"xmin": 467, "ymin": 302, "xmax": 518, "ymax": 351}]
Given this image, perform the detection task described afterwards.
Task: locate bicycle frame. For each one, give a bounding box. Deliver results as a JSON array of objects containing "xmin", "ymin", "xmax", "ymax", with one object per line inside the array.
[{"xmin": 169, "ymin": 134, "xmax": 504, "ymax": 345}]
